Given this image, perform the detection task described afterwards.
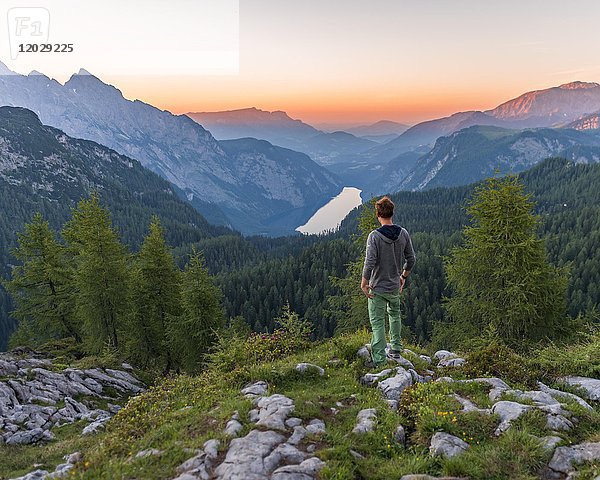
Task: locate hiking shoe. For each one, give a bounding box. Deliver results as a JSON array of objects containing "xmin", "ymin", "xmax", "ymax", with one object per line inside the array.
[{"xmin": 387, "ymin": 349, "xmax": 403, "ymax": 359}]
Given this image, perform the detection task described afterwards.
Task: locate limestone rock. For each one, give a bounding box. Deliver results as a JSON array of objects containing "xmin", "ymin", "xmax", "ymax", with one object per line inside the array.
[
  {"xmin": 352, "ymin": 408, "xmax": 377, "ymax": 434},
  {"xmin": 546, "ymin": 414, "xmax": 574, "ymax": 431},
  {"xmin": 357, "ymin": 345, "xmax": 371, "ymax": 361},
  {"xmin": 559, "ymin": 377, "xmax": 600, "ymax": 401},
  {"xmin": 0, "ymin": 351, "xmax": 144, "ymax": 446},
  {"xmin": 504, "ymin": 389, "xmax": 559, "ymax": 407},
  {"xmin": 419, "ymin": 355, "xmax": 432, "ymax": 364},
  {"xmin": 213, "ymin": 429, "xmax": 286, "ymax": 479},
  {"xmin": 537, "ymin": 382, "xmax": 593, "ymax": 411},
  {"xmin": 433, "ymin": 350, "xmax": 456, "ymax": 362},
  {"xmin": 295, "ymin": 363, "xmax": 325, "ymax": 376},
  {"xmin": 429, "ymin": 432, "xmax": 469, "ymax": 458},
  {"xmin": 305, "ymin": 419, "xmax": 325, "ymax": 435},
  {"xmin": 224, "ymin": 418, "xmax": 243, "ymax": 437},
  {"xmin": 548, "ymin": 442, "xmax": 600, "ymax": 474},
  {"xmin": 286, "ymin": 417, "xmax": 303, "ymax": 428},
  {"xmin": 377, "ymin": 367, "xmax": 413, "ymax": 401},
  {"xmin": 438, "ymin": 357, "xmax": 466, "ymax": 368},
  {"xmin": 491, "ymin": 401, "xmax": 531, "ymax": 435},
  {"xmin": 436, "ymin": 377, "xmax": 455, "ymax": 383},
  {"xmin": 255, "ymin": 394, "xmax": 295, "ymax": 431},
  {"xmin": 360, "ymin": 368, "xmax": 394, "ymax": 387},
  {"xmin": 271, "ymin": 457, "xmax": 325, "ymax": 480},
  {"xmin": 287, "ymin": 426, "xmax": 307, "ymax": 445},
  {"xmin": 241, "ymin": 381, "xmax": 268, "ymax": 399}
]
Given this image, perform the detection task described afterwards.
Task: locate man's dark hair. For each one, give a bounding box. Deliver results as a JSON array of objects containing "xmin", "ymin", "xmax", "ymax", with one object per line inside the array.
[{"xmin": 375, "ymin": 196, "xmax": 394, "ymax": 218}]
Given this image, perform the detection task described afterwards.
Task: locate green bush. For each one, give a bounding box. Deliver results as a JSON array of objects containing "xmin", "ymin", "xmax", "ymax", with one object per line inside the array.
[
  {"xmin": 533, "ymin": 329, "xmax": 600, "ymax": 378},
  {"xmin": 461, "ymin": 341, "xmax": 541, "ymax": 387},
  {"xmin": 209, "ymin": 304, "xmax": 312, "ymax": 370}
]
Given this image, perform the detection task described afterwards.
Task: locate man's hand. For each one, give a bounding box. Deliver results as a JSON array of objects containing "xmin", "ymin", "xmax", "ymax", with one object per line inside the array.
[
  {"xmin": 400, "ymin": 270, "xmax": 410, "ymax": 294},
  {"xmin": 361, "ymin": 277, "xmax": 374, "ymax": 299}
]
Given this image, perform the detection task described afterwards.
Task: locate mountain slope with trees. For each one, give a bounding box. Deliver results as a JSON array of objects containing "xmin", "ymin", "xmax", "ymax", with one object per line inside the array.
[
  {"xmin": 398, "ymin": 126, "xmax": 600, "ymax": 192},
  {"xmin": 0, "ymin": 106, "xmax": 232, "ymax": 349}
]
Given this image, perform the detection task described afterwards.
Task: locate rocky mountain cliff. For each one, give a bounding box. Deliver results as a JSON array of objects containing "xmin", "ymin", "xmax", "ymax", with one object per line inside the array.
[
  {"xmin": 398, "ymin": 125, "xmax": 600, "ymax": 191},
  {"xmin": 487, "ymin": 82, "xmax": 600, "ymax": 125},
  {"xmin": 0, "ymin": 64, "xmax": 340, "ymax": 235},
  {"xmin": 567, "ymin": 112, "xmax": 600, "ymax": 131},
  {"xmin": 218, "ymin": 138, "xmax": 341, "ymax": 235}
]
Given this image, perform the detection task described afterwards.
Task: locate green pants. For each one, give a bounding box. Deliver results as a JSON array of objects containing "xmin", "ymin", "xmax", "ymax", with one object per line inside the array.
[{"xmin": 368, "ymin": 290, "xmax": 402, "ymax": 365}]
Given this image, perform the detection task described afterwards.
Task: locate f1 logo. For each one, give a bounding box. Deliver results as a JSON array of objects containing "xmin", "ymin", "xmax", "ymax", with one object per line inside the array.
[{"xmin": 7, "ymin": 7, "xmax": 50, "ymax": 59}]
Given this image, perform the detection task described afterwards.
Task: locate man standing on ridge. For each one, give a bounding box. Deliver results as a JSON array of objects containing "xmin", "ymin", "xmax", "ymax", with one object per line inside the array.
[{"xmin": 361, "ymin": 196, "xmax": 416, "ymax": 368}]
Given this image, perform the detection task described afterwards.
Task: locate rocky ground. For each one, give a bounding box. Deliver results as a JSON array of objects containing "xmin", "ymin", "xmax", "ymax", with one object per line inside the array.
[
  {"xmin": 0, "ymin": 348, "xmax": 145, "ymax": 479},
  {"xmin": 1, "ymin": 338, "xmax": 598, "ymax": 480},
  {"xmin": 354, "ymin": 345, "xmax": 600, "ymax": 480}
]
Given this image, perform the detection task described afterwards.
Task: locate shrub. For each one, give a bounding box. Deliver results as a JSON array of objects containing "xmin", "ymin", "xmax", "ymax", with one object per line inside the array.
[
  {"xmin": 461, "ymin": 340, "xmax": 541, "ymax": 387},
  {"xmin": 533, "ymin": 329, "xmax": 600, "ymax": 378},
  {"xmin": 209, "ymin": 304, "xmax": 311, "ymax": 370}
]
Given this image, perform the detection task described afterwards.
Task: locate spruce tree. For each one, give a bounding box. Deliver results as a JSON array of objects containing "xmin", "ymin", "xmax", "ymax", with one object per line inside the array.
[
  {"xmin": 169, "ymin": 251, "xmax": 225, "ymax": 371},
  {"xmin": 63, "ymin": 194, "xmax": 130, "ymax": 353},
  {"xmin": 4, "ymin": 213, "xmax": 79, "ymax": 345},
  {"xmin": 129, "ymin": 217, "xmax": 181, "ymax": 369},
  {"xmin": 444, "ymin": 175, "xmax": 567, "ymax": 346}
]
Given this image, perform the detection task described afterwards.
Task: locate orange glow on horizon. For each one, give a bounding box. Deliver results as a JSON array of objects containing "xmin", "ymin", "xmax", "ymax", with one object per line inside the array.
[{"xmin": 108, "ymin": 74, "xmax": 558, "ymax": 126}]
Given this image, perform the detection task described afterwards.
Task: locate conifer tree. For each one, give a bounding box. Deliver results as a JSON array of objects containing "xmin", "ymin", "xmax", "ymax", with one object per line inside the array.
[
  {"xmin": 63, "ymin": 194, "xmax": 129, "ymax": 353},
  {"xmin": 129, "ymin": 217, "xmax": 181, "ymax": 369},
  {"xmin": 444, "ymin": 175, "xmax": 568, "ymax": 346},
  {"xmin": 4, "ymin": 213, "xmax": 79, "ymax": 345},
  {"xmin": 169, "ymin": 250, "xmax": 225, "ymax": 371}
]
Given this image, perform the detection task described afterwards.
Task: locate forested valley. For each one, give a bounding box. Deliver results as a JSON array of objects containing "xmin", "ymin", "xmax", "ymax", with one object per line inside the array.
[{"xmin": 3, "ymin": 157, "xmax": 599, "ymax": 352}]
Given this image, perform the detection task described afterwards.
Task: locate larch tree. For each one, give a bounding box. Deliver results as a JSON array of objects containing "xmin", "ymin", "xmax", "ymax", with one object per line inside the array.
[
  {"xmin": 63, "ymin": 194, "xmax": 130, "ymax": 353},
  {"xmin": 444, "ymin": 175, "xmax": 568, "ymax": 347},
  {"xmin": 169, "ymin": 250, "xmax": 225, "ymax": 372},
  {"xmin": 4, "ymin": 213, "xmax": 79, "ymax": 345},
  {"xmin": 129, "ymin": 217, "xmax": 181, "ymax": 369}
]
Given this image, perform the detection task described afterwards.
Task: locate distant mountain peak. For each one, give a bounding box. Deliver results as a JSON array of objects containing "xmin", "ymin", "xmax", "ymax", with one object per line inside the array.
[
  {"xmin": 76, "ymin": 68, "xmax": 93, "ymax": 76},
  {"xmin": 559, "ymin": 81, "xmax": 600, "ymax": 90},
  {"xmin": 0, "ymin": 60, "xmax": 15, "ymax": 76}
]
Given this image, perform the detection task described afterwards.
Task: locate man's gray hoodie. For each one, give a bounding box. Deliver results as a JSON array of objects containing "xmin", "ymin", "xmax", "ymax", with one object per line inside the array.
[{"xmin": 362, "ymin": 224, "xmax": 416, "ymax": 293}]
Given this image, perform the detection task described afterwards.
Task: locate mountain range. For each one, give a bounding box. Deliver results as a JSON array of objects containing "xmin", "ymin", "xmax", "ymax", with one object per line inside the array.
[
  {"xmin": 0, "ymin": 63, "xmax": 340, "ymax": 235},
  {"xmin": 358, "ymin": 82, "xmax": 600, "ymax": 193},
  {"xmin": 3, "ymin": 58, "xmax": 600, "ymax": 230},
  {"xmin": 188, "ymin": 108, "xmax": 377, "ymax": 166},
  {"xmin": 191, "ymin": 82, "xmax": 600, "ymax": 193}
]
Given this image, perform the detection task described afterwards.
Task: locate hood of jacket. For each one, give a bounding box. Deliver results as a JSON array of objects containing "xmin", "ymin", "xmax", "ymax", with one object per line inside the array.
[{"xmin": 375, "ymin": 224, "xmax": 402, "ymax": 243}]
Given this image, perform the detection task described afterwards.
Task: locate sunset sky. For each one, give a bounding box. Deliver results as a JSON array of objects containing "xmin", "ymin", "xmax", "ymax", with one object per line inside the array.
[{"xmin": 3, "ymin": 0, "xmax": 600, "ymax": 127}]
